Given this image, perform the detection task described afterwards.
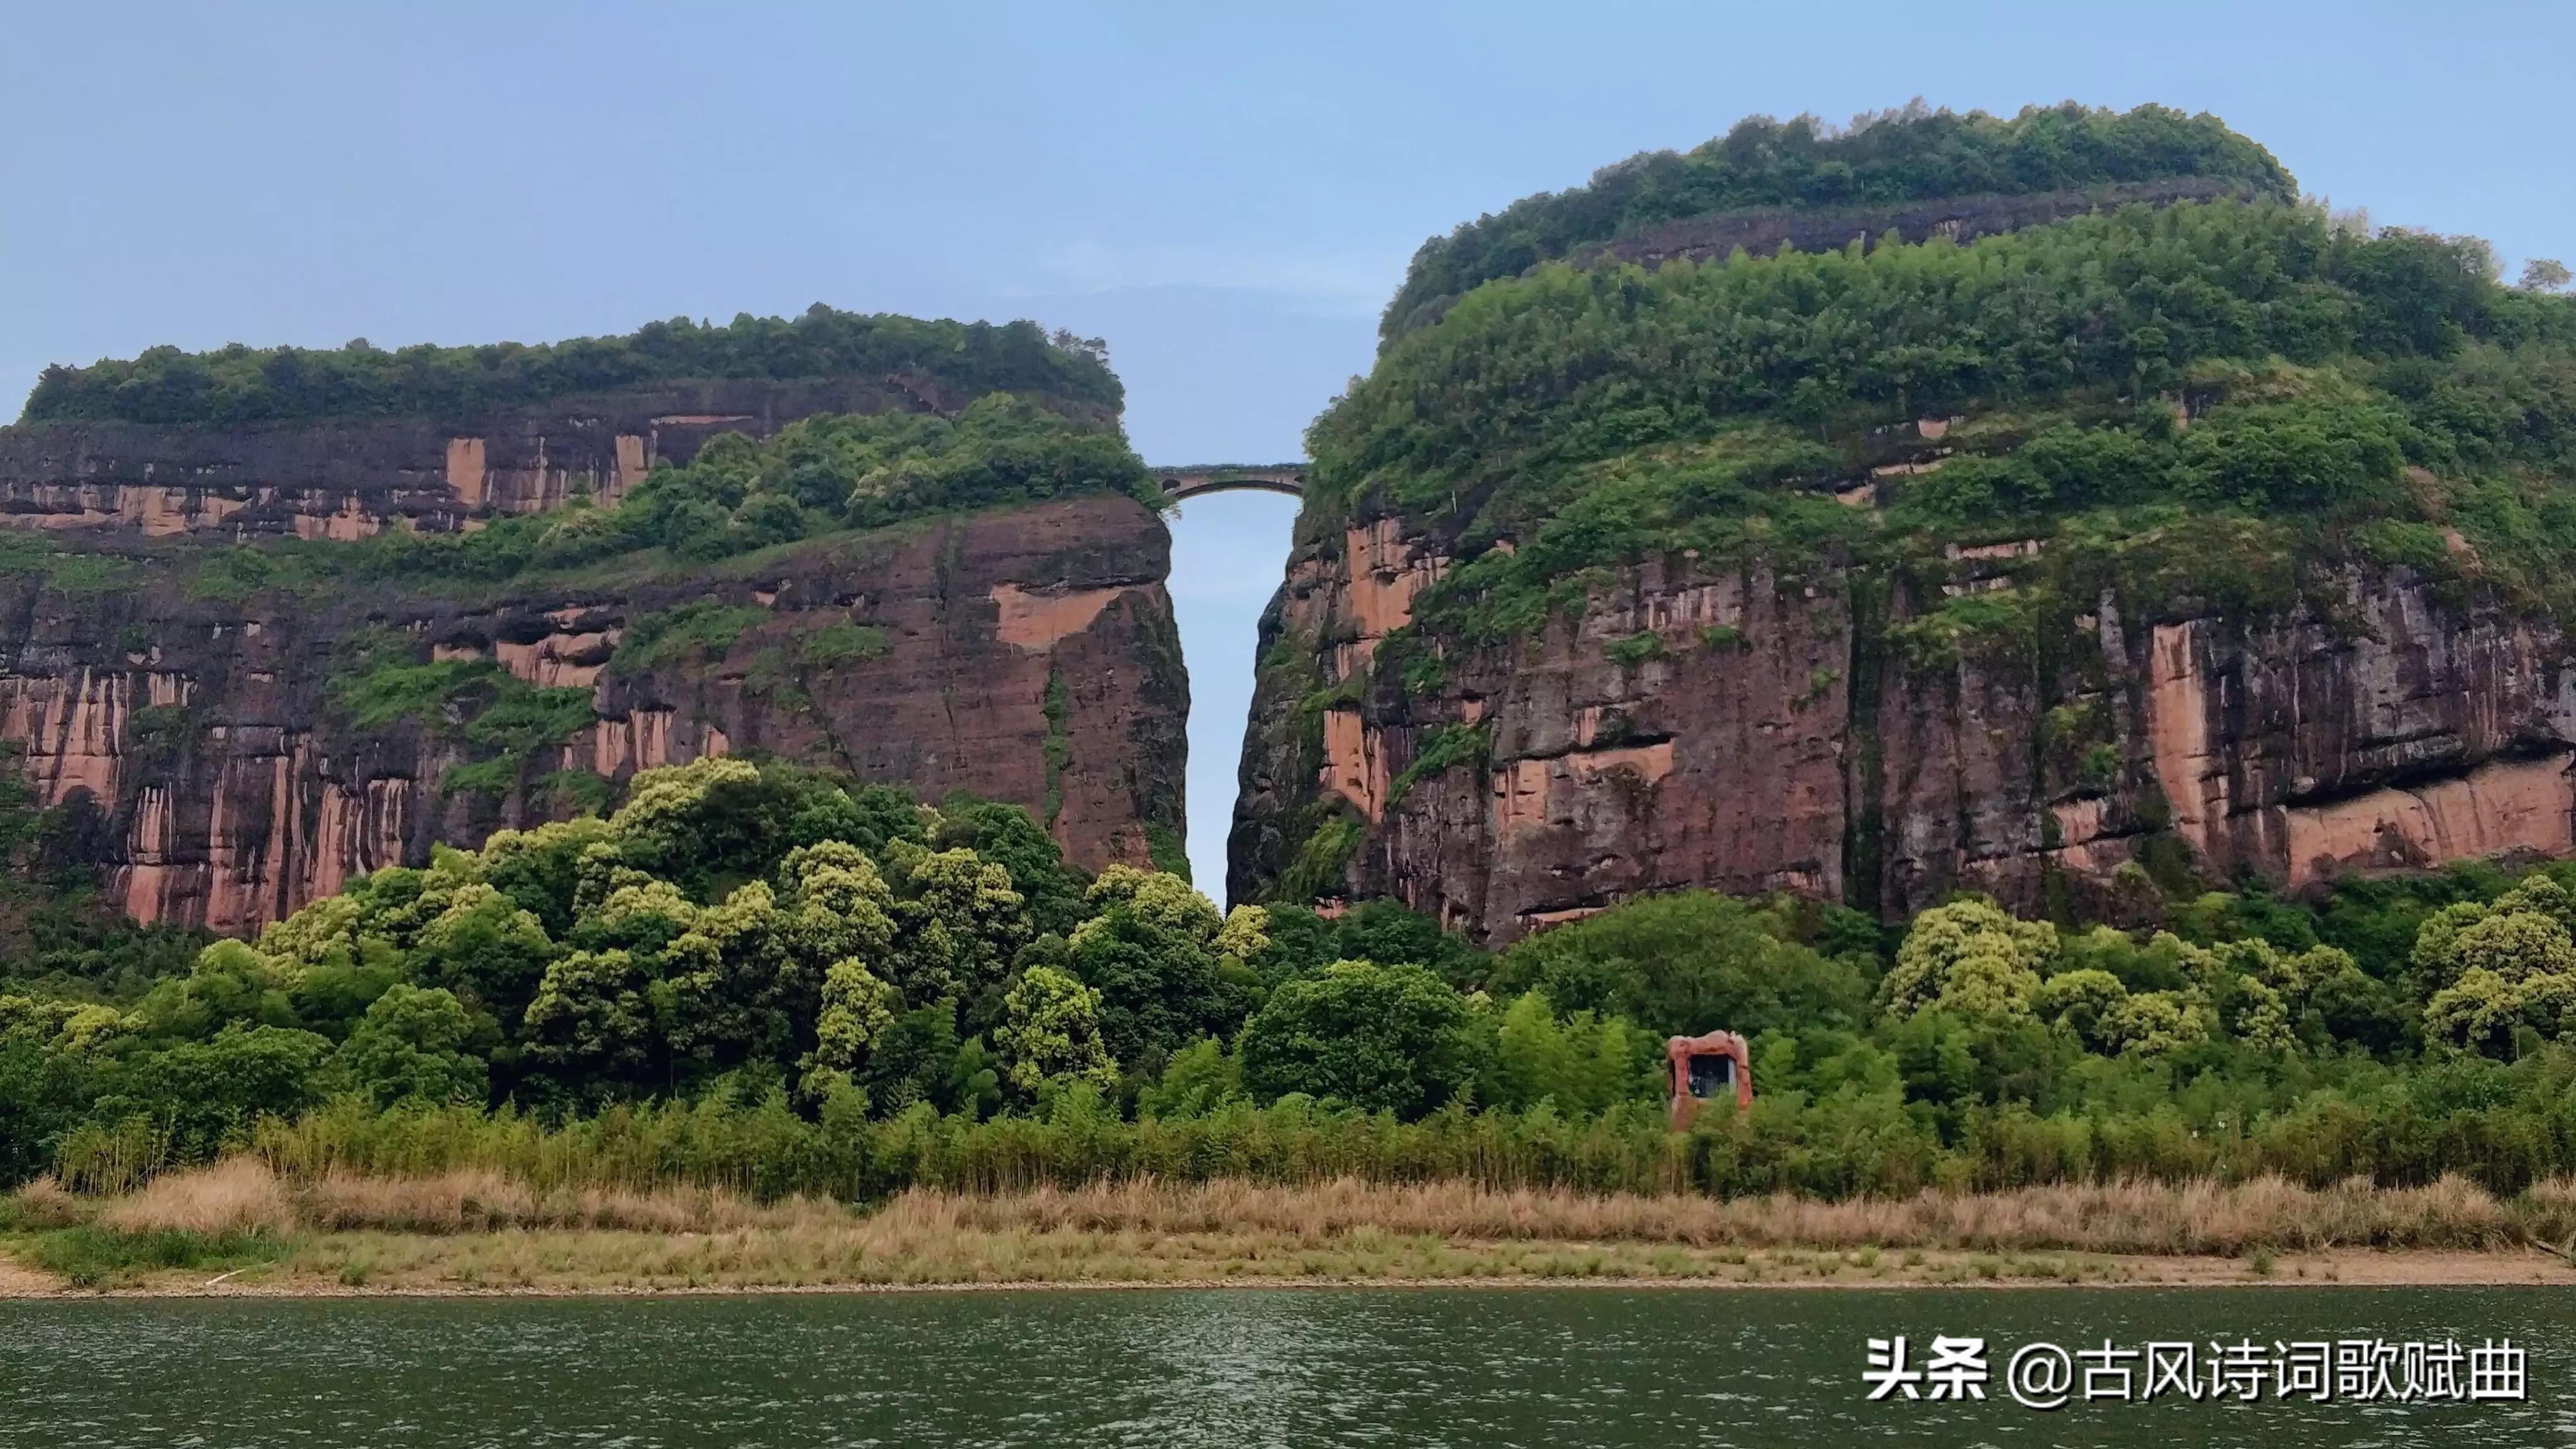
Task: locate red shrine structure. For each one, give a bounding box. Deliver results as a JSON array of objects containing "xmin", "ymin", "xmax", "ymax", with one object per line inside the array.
[{"xmin": 1664, "ymin": 1029, "xmax": 1753, "ymax": 1127}]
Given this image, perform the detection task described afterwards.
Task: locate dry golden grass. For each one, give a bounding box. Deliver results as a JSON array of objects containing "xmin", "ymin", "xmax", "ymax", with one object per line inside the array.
[
  {"xmin": 13, "ymin": 1161, "xmax": 2576, "ymax": 1294},
  {"xmin": 896, "ymin": 1173, "xmax": 2576, "ymax": 1255},
  {"xmin": 290, "ymin": 1169, "xmax": 824, "ymax": 1235},
  {"xmin": 86, "ymin": 1157, "xmax": 827, "ymax": 1236},
  {"xmin": 100, "ymin": 1155, "xmax": 296, "ymax": 1235},
  {"xmin": 6, "ymin": 1175, "xmax": 87, "ymax": 1231}
]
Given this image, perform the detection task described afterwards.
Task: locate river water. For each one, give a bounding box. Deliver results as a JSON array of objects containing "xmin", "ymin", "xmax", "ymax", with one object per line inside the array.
[{"xmin": 1, "ymin": 1285, "xmax": 2568, "ymax": 1446}]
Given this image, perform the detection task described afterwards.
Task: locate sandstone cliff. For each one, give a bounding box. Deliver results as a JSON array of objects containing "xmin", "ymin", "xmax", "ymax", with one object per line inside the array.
[
  {"xmin": 1238, "ymin": 102, "xmax": 2576, "ymax": 944},
  {"xmin": 1230, "ymin": 508, "xmax": 2576, "ymax": 945},
  {"xmin": 0, "ymin": 377, "xmax": 1034, "ymax": 540},
  {"xmin": 0, "ymin": 371, "xmax": 1185, "ymax": 933},
  {"xmin": 1, "ymin": 493, "xmax": 1182, "ymax": 933}
]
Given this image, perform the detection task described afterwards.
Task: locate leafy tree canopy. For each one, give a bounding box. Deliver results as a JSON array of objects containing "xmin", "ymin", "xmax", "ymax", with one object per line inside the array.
[
  {"xmin": 19, "ymin": 306, "xmax": 1122, "ymax": 426},
  {"xmin": 1380, "ymin": 101, "xmax": 2297, "ymax": 346}
]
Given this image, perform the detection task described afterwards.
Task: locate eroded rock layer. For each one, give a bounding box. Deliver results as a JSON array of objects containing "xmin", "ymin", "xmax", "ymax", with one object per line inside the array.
[
  {"xmin": 0, "ymin": 375, "xmax": 1040, "ymax": 539},
  {"xmin": 1, "ymin": 494, "xmax": 1185, "ymax": 933},
  {"xmin": 1230, "ymin": 511, "xmax": 2576, "ymax": 945}
]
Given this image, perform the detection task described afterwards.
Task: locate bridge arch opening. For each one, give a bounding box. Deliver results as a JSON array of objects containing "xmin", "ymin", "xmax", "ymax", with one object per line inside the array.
[
  {"xmin": 1158, "ymin": 470, "xmax": 1305, "ymax": 899},
  {"xmin": 1157, "ymin": 464, "xmax": 1306, "ymax": 502}
]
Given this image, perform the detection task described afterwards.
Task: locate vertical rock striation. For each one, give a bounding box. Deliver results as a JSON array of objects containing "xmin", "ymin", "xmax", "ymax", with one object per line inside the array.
[
  {"xmin": 1231, "ymin": 509, "xmax": 2576, "ymax": 945},
  {"xmin": 0, "ymin": 369, "xmax": 1186, "ymax": 933},
  {"xmin": 0, "ymin": 378, "xmax": 999, "ymax": 540}
]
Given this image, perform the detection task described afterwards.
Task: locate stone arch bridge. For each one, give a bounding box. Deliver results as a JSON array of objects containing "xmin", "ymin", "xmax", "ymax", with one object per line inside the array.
[{"xmin": 1152, "ymin": 464, "xmax": 1306, "ymax": 500}]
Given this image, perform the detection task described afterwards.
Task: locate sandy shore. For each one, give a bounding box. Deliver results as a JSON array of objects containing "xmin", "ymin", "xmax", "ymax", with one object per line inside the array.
[{"xmin": 4, "ymin": 1238, "xmax": 2572, "ymax": 1298}]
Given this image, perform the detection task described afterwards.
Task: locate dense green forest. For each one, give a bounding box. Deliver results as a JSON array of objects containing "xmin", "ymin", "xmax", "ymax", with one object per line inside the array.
[
  {"xmin": 16, "ymin": 306, "xmax": 1122, "ymax": 426},
  {"xmin": 1379, "ymin": 102, "xmax": 2298, "ymax": 345},
  {"xmin": 3, "ymin": 756, "xmax": 2573, "ymax": 1201}
]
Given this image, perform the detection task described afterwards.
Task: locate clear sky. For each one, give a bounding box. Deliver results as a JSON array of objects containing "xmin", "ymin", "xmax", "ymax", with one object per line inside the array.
[{"xmin": 5, "ymin": 1, "xmax": 2570, "ymax": 895}]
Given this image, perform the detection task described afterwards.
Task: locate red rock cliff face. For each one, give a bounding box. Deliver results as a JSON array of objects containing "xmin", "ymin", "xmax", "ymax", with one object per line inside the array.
[
  {"xmin": 0, "ymin": 490, "xmax": 1185, "ymax": 935},
  {"xmin": 1230, "ymin": 512, "xmax": 2576, "ymax": 944}
]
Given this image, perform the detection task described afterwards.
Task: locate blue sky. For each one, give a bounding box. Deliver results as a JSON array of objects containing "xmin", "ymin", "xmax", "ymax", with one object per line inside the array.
[{"xmin": 4, "ymin": 1, "xmax": 2570, "ymax": 894}]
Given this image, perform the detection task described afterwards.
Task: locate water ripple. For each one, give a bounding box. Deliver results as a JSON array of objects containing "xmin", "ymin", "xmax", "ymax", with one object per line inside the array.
[{"xmin": 0, "ymin": 1285, "xmax": 2567, "ymax": 1447}]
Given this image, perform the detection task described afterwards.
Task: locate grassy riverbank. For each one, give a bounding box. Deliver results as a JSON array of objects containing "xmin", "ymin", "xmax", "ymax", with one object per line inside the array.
[{"xmin": 2, "ymin": 1160, "xmax": 2572, "ymax": 1296}]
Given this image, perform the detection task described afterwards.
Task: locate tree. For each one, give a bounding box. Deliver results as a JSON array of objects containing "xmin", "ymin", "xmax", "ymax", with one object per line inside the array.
[
  {"xmin": 359, "ymin": 846, "xmax": 494, "ymax": 950},
  {"xmin": 2031, "ymin": 968, "xmax": 2129, "ymax": 1049},
  {"xmin": 606, "ymin": 758, "xmax": 786, "ymax": 892},
  {"xmin": 779, "ymin": 841, "xmax": 897, "ymax": 965},
  {"xmin": 1882, "ymin": 897, "xmax": 2057, "ymax": 1021},
  {"xmin": 479, "ymin": 817, "xmax": 616, "ymax": 939},
  {"xmin": 1488, "ymin": 891, "xmax": 1872, "ymax": 1037},
  {"xmin": 521, "ymin": 948, "xmax": 659, "ymax": 1087},
  {"xmin": 1238, "ymin": 960, "xmax": 1474, "ymax": 1117},
  {"xmin": 2411, "ymin": 877, "xmax": 2576, "ymax": 1055},
  {"xmin": 2096, "ymin": 990, "xmax": 2214, "ymax": 1058},
  {"xmin": 992, "ymin": 965, "xmax": 1115, "ymax": 1096},
  {"xmin": 0, "ymin": 999, "xmax": 97, "ymax": 1182},
  {"xmin": 1324, "ymin": 900, "xmax": 1479, "ymax": 988},
  {"xmin": 1066, "ymin": 866, "xmax": 1263, "ymax": 1071},
  {"xmin": 2204, "ymin": 937, "xmax": 2384, "ymax": 1053},
  {"xmin": 1135, "ymin": 1036, "xmax": 1243, "ymax": 1118},
  {"xmin": 331, "ymin": 984, "xmax": 487, "ymax": 1107},
  {"xmin": 1477, "ymin": 990, "xmax": 1657, "ymax": 1114},
  {"xmin": 258, "ymin": 892, "xmax": 369, "ymax": 970},
  {"xmin": 807, "ymin": 958, "xmax": 899, "ymax": 1081},
  {"xmin": 411, "ymin": 882, "xmax": 556, "ymax": 1030},
  {"xmin": 129, "ymin": 940, "xmax": 300, "ymax": 1039},
  {"xmin": 2520, "ymin": 258, "xmax": 2572, "ymax": 293},
  {"xmin": 290, "ymin": 938, "xmax": 404, "ymax": 1041},
  {"xmin": 862, "ymin": 1005, "xmax": 966, "ymax": 1113},
  {"xmin": 1250, "ymin": 900, "xmax": 1477, "ymax": 988},
  {"xmin": 931, "ymin": 794, "xmax": 1089, "ymax": 935},
  {"xmin": 86, "ymin": 1023, "xmax": 332, "ymax": 1160},
  {"xmin": 657, "ymin": 880, "xmax": 804, "ymax": 1067},
  {"xmin": 886, "ymin": 847, "xmax": 1031, "ymax": 1008}
]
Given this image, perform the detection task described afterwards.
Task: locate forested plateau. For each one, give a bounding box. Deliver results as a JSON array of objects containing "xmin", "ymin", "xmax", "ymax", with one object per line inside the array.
[{"xmin": 1232, "ymin": 101, "xmax": 2576, "ymax": 950}]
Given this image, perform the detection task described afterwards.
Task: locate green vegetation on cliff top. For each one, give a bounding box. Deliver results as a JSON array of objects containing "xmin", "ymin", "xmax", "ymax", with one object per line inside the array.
[
  {"xmin": 58, "ymin": 393, "xmax": 1167, "ymax": 605},
  {"xmin": 1317, "ymin": 190, "xmax": 2576, "ymax": 645},
  {"xmin": 17, "ymin": 306, "xmax": 1122, "ymax": 427},
  {"xmin": 1379, "ymin": 101, "xmax": 2298, "ymax": 345},
  {"xmin": 313, "ymin": 394, "xmax": 1167, "ymax": 587}
]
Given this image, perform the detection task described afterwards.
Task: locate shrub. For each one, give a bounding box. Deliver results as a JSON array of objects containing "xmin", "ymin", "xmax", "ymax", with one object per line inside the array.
[
  {"xmin": 1489, "ymin": 891, "xmax": 1875, "ymax": 1038},
  {"xmin": 1239, "ymin": 961, "xmax": 1475, "ymax": 1118}
]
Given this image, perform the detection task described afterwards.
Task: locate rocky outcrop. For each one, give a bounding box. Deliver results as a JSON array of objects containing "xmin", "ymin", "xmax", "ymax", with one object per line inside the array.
[
  {"xmin": 0, "ymin": 375, "xmax": 1063, "ymax": 540},
  {"xmin": 1, "ymin": 494, "xmax": 1185, "ymax": 933},
  {"xmin": 1230, "ymin": 511, "xmax": 2576, "ymax": 945}
]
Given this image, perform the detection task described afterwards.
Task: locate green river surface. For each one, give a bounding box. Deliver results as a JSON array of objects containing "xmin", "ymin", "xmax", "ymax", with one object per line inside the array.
[{"xmin": 0, "ymin": 1285, "xmax": 2568, "ymax": 1446}]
